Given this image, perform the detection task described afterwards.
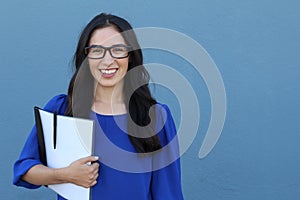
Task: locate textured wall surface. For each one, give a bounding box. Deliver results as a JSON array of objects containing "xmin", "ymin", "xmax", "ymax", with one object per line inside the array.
[{"xmin": 1, "ymin": 0, "xmax": 300, "ymax": 199}]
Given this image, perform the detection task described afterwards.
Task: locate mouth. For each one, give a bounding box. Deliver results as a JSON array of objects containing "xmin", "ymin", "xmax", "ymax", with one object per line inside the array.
[{"xmin": 99, "ymin": 68, "xmax": 118, "ymax": 78}]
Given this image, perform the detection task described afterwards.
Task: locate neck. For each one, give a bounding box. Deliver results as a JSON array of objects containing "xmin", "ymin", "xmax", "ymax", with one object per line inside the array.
[
  {"xmin": 94, "ymin": 83, "xmax": 124, "ymax": 103},
  {"xmin": 92, "ymin": 81, "xmax": 127, "ymax": 115}
]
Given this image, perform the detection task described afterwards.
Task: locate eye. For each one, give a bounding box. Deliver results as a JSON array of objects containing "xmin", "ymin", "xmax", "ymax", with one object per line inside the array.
[
  {"xmin": 112, "ymin": 46, "xmax": 128, "ymax": 55},
  {"xmin": 90, "ymin": 48, "xmax": 104, "ymax": 54},
  {"xmin": 113, "ymin": 47, "xmax": 126, "ymax": 52}
]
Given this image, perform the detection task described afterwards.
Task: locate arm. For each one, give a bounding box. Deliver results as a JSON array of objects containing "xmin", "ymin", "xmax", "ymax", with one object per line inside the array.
[
  {"xmin": 151, "ymin": 104, "xmax": 184, "ymax": 199},
  {"xmin": 22, "ymin": 156, "xmax": 99, "ymax": 188},
  {"xmin": 151, "ymin": 160, "xmax": 184, "ymax": 200}
]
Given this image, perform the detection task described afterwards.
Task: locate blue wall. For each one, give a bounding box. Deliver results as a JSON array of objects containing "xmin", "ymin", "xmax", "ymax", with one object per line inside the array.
[{"xmin": 1, "ymin": 0, "xmax": 300, "ymax": 199}]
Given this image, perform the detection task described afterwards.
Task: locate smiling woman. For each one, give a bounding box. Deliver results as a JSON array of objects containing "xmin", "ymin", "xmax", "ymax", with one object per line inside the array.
[{"xmin": 13, "ymin": 13, "xmax": 184, "ymax": 200}]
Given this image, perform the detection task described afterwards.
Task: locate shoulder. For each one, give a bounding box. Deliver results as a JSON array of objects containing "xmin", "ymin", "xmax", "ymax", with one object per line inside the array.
[
  {"xmin": 43, "ymin": 94, "xmax": 68, "ymax": 114},
  {"xmin": 154, "ymin": 103, "xmax": 177, "ymax": 145},
  {"xmin": 155, "ymin": 103, "xmax": 174, "ymax": 123}
]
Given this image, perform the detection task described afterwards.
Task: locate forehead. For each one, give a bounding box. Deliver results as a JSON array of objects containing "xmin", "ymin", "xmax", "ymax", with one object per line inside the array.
[{"xmin": 89, "ymin": 26, "xmax": 126, "ymax": 46}]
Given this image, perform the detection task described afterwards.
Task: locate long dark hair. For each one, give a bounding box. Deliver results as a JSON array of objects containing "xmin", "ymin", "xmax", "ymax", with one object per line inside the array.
[{"xmin": 65, "ymin": 13, "xmax": 161, "ymax": 153}]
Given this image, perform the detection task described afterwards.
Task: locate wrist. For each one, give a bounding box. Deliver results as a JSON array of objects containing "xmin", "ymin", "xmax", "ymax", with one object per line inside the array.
[{"xmin": 53, "ymin": 167, "xmax": 69, "ymax": 184}]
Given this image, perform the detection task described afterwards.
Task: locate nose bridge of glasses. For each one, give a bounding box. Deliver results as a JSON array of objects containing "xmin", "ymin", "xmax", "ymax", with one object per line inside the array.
[{"xmin": 102, "ymin": 47, "xmax": 115, "ymax": 61}]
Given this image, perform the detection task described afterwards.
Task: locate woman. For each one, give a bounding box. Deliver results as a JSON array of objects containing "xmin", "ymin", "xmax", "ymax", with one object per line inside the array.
[{"xmin": 13, "ymin": 13, "xmax": 184, "ymax": 199}]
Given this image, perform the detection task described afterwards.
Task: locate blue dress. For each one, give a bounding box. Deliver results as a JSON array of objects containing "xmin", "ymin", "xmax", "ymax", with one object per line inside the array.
[{"xmin": 13, "ymin": 94, "xmax": 184, "ymax": 200}]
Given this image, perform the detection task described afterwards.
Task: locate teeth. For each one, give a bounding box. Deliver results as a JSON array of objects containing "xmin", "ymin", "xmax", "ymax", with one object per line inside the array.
[{"xmin": 100, "ymin": 69, "xmax": 117, "ymax": 74}]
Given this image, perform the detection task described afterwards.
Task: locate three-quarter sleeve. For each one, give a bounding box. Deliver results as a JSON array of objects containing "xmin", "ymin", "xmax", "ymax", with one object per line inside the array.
[
  {"xmin": 13, "ymin": 94, "xmax": 68, "ymax": 188},
  {"xmin": 151, "ymin": 104, "xmax": 184, "ymax": 199}
]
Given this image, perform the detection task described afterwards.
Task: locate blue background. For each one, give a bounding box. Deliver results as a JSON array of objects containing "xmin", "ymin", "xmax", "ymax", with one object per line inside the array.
[{"xmin": 1, "ymin": 0, "xmax": 300, "ymax": 199}]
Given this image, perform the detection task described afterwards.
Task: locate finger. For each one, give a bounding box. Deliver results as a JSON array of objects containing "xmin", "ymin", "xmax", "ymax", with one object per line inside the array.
[
  {"xmin": 91, "ymin": 162, "xmax": 100, "ymax": 170},
  {"xmin": 90, "ymin": 180, "xmax": 97, "ymax": 187},
  {"xmin": 78, "ymin": 156, "xmax": 99, "ymax": 164},
  {"xmin": 88, "ymin": 173, "xmax": 96, "ymax": 180},
  {"xmin": 93, "ymin": 168, "xmax": 99, "ymax": 175},
  {"xmin": 94, "ymin": 173, "xmax": 99, "ymax": 180}
]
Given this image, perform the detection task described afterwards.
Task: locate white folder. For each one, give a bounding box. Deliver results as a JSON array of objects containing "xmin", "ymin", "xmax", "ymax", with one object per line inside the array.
[{"xmin": 34, "ymin": 107, "xmax": 94, "ymax": 200}]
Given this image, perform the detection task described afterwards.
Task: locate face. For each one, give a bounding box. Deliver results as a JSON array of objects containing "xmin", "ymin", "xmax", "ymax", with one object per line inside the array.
[{"xmin": 87, "ymin": 26, "xmax": 129, "ymax": 89}]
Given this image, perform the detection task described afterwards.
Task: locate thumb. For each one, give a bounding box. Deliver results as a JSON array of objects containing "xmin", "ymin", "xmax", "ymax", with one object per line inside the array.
[{"xmin": 78, "ymin": 156, "xmax": 99, "ymax": 164}]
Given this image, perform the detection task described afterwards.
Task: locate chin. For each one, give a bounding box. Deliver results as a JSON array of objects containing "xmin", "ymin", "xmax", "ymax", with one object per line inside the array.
[{"xmin": 97, "ymin": 80, "xmax": 119, "ymax": 88}]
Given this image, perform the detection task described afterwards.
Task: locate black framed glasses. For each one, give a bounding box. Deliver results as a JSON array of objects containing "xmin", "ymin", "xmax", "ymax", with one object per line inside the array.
[{"xmin": 85, "ymin": 44, "xmax": 131, "ymax": 59}]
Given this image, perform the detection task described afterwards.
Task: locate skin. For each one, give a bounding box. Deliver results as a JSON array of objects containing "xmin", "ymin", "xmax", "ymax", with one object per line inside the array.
[
  {"xmin": 22, "ymin": 26, "xmax": 130, "ymax": 188},
  {"xmin": 89, "ymin": 26, "xmax": 129, "ymax": 115},
  {"xmin": 22, "ymin": 156, "xmax": 99, "ymax": 188}
]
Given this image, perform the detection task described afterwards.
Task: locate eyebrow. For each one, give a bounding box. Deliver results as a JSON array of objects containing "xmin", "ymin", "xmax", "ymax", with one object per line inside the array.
[{"xmin": 88, "ymin": 43, "xmax": 127, "ymax": 47}]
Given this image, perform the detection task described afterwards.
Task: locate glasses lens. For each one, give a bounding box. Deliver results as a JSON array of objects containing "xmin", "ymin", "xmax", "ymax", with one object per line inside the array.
[
  {"xmin": 87, "ymin": 47, "xmax": 105, "ymax": 58},
  {"xmin": 111, "ymin": 46, "xmax": 129, "ymax": 58}
]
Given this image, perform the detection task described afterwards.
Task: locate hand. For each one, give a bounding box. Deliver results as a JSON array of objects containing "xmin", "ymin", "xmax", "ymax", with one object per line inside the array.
[{"xmin": 65, "ymin": 156, "xmax": 99, "ymax": 188}]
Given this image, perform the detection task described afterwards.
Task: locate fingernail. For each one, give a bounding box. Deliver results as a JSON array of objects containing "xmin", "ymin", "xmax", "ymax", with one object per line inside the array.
[{"xmin": 94, "ymin": 156, "xmax": 99, "ymax": 160}]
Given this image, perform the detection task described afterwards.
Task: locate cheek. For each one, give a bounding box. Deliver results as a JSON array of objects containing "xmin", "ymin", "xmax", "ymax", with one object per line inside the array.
[
  {"xmin": 117, "ymin": 58, "xmax": 129, "ymax": 70},
  {"xmin": 88, "ymin": 60, "xmax": 98, "ymax": 69},
  {"xmin": 88, "ymin": 61, "xmax": 101, "ymax": 75},
  {"xmin": 88, "ymin": 61, "xmax": 100, "ymax": 79}
]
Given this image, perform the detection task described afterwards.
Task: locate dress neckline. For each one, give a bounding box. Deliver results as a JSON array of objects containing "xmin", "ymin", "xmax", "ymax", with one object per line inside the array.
[{"xmin": 92, "ymin": 111, "xmax": 128, "ymax": 117}]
